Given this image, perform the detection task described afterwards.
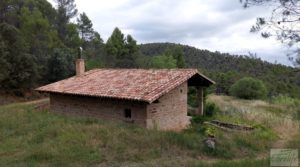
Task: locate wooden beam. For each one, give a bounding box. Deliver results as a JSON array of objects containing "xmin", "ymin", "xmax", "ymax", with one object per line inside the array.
[{"xmin": 196, "ymin": 86, "xmax": 203, "ymax": 115}]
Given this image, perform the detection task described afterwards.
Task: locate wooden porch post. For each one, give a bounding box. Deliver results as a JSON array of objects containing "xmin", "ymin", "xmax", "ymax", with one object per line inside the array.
[{"xmin": 196, "ymin": 86, "xmax": 204, "ymax": 115}]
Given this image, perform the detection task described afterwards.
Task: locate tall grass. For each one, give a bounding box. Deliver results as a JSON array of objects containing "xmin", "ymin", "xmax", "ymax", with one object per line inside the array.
[
  {"xmin": 1, "ymin": 95, "xmax": 298, "ymax": 166},
  {"xmin": 0, "ymin": 103, "xmax": 209, "ymax": 166},
  {"xmin": 271, "ymin": 95, "xmax": 300, "ymax": 107}
]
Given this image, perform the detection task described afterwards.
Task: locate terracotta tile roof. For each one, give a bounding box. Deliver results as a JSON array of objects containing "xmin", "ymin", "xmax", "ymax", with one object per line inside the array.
[{"xmin": 36, "ymin": 69, "xmax": 214, "ymax": 103}]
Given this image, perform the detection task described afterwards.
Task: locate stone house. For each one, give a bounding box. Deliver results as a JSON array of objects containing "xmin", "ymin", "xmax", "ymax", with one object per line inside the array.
[{"xmin": 36, "ymin": 59, "xmax": 214, "ymax": 130}]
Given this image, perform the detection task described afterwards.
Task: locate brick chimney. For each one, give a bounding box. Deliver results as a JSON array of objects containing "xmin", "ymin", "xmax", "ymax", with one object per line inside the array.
[{"xmin": 76, "ymin": 59, "xmax": 85, "ymax": 76}]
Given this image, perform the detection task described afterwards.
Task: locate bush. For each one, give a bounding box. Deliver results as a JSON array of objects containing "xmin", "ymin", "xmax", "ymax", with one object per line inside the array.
[
  {"xmin": 204, "ymin": 102, "xmax": 220, "ymax": 117},
  {"xmin": 229, "ymin": 77, "xmax": 267, "ymax": 100}
]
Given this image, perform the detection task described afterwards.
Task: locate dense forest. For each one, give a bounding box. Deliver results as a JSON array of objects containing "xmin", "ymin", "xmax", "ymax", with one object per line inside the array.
[
  {"xmin": 0, "ymin": 0, "xmax": 299, "ymax": 99},
  {"xmin": 140, "ymin": 43, "xmax": 300, "ymax": 98}
]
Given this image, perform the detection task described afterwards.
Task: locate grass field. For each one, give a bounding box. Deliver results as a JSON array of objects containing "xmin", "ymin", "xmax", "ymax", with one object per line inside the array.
[{"xmin": 0, "ymin": 95, "xmax": 299, "ymax": 166}]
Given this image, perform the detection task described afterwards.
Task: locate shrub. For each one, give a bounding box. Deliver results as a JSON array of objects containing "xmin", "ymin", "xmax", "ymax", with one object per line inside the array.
[
  {"xmin": 204, "ymin": 102, "xmax": 220, "ymax": 117},
  {"xmin": 229, "ymin": 77, "xmax": 267, "ymax": 99}
]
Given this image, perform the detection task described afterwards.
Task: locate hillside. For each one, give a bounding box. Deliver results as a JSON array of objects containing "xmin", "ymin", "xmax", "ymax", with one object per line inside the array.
[
  {"xmin": 0, "ymin": 95, "xmax": 299, "ymax": 166},
  {"xmin": 140, "ymin": 43, "xmax": 300, "ymax": 98},
  {"xmin": 1, "ymin": 0, "xmax": 299, "ymax": 100}
]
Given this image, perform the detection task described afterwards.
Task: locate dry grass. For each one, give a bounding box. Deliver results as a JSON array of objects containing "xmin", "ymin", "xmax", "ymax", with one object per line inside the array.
[
  {"xmin": 208, "ymin": 95, "xmax": 300, "ymax": 149},
  {"xmin": 0, "ymin": 95, "xmax": 299, "ymax": 166}
]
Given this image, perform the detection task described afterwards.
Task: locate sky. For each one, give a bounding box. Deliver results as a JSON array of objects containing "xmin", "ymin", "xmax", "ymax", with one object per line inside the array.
[{"xmin": 48, "ymin": 0, "xmax": 293, "ymax": 66}]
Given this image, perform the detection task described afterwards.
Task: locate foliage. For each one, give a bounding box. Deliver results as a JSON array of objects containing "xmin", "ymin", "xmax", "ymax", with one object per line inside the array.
[
  {"xmin": 105, "ymin": 27, "xmax": 139, "ymax": 68},
  {"xmin": 0, "ymin": 23, "xmax": 38, "ymax": 90},
  {"xmin": 214, "ymin": 71, "xmax": 240, "ymax": 95},
  {"xmin": 55, "ymin": 0, "xmax": 78, "ymax": 43},
  {"xmin": 204, "ymin": 102, "xmax": 220, "ymax": 117},
  {"xmin": 0, "ymin": 99, "xmax": 284, "ymax": 166},
  {"xmin": 271, "ymin": 95, "xmax": 300, "ymax": 107},
  {"xmin": 86, "ymin": 59, "xmax": 104, "ymax": 70},
  {"xmin": 140, "ymin": 43, "xmax": 300, "ymax": 99},
  {"xmin": 151, "ymin": 53, "xmax": 177, "ymax": 68},
  {"xmin": 165, "ymin": 46, "xmax": 186, "ymax": 68},
  {"xmin": 204, "ymin": 127, "xmax": 216, "ymax": 137},
  {"xmin": 0, "ymin": 0, "xmax": 299, "ymax": 101},
  {"xmin": 77, "ymin": 12, "xmax": 94, "ymax": 41},
  {"xmin": 77, "ymin": 12, "xmax": 103, "ymax": 59},
  {"xmin": 229, "ymin": 77, "xmax": 267, "ymax": 99},
  {"xmin": 241, "ymin": 0, "xmax": 300, "ymax": 66},
  {"xmin": 47, "ymin": 48, "xmax": 75, "ymax": 82},
  {"xmin": 147, "ymin": 45, "xmax": 186, "ymax": 69},
  {"xmin": 0, "ymin": 0, "xmax": 86, "ymax": 93}
]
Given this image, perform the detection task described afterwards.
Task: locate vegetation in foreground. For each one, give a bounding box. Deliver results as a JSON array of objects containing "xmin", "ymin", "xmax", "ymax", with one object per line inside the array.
[{"xmin": 0, "ymin": 95, "xmax": 299, "ymax": 167}]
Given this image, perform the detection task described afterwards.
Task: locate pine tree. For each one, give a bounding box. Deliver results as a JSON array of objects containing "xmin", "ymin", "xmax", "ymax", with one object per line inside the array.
[
  {"xmin": 173, "ymin": 46, "xmax": 185, "ymax": 68},
  {"xmin": 106, "ymin": 27, "xmax": 126, "ymax": 57},
  {"xmin": 105, "ymin": 27, "xmax": 139, "ymax": 68},
  {"xmin": 77, "ymin": 12, "xmax": 94, "ymax": 41},
  {"xmin": 55, "ymin": 0, "xmax": 78, "ymax": 43}
]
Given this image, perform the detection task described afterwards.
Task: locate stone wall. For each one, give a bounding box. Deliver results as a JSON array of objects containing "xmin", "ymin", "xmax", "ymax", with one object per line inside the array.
[
  {"xmin": 50, "ymin": 94, "xmax": 147, "ymax": 127},
  {"xmin": 146, "ymin": 82, "xmax": 190, "ymax": 130}
]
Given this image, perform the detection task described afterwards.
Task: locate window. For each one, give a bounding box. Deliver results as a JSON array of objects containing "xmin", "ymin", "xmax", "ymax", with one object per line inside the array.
[
  {"xmin": 124, "ymin": 109, "xmax": 131, "ymax": 118},
  {"xmin": 180, "ymin": 89, "xmax": 183, "ymax": 93},
  {"xmin": 153, "ymin": 100, "xmax": 159, "ymax": 103}
]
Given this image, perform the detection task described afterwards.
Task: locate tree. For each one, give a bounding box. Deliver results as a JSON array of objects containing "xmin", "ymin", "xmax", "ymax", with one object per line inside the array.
[
  {"xmin": 151, "ymin": 54, "xmax": 177, "ymax": 69},
  {"xmin": 0, "ymin": 34, "xmax": 9, "ymax": 84},
  {"xmin": 77, "ymin": 12, "xmax": 104, "ymax": 58},
  {"xmin": 85, "ymin": 31, "xmax": 104, "ymax": 58},
  {"xmin": 241, "ymin": 0, "xmax": 300, "ymax": 67},
  {"xmin": 64, "ymin": 23, "xmax": 81, "ymax": 49},
  {"xmin": 105, "ymin": 27, "xmax": 139, "ymax": 68},
  {"xmin": 213, "ymin": 71, "xmax": 241, "ymax": 95},
  {"xmin": 47, "ymin": 48, "xmax": 75, "ymax": 82},
  {"xmin": 229, "ymin": 77, "xmax": 268, "ymax": 99},
  {"xmin": 0, "ymin": 23, "xmax": 38, "ymax": 90},
  {"xmin": 172, "ymin": 46, "xmax": 185, "ymax": 68},
  {"xmin": 77, "ymin": 12, "xmax": 94, "ymax": 41},
  {"xmin": 126, "ymin": 35, "xmax": 138, "ymax": 54},
  {"xmin": 55, "ymin": 0, "xmax": 78, "ymax": 43},
  {"xmin": 156, "ymin": 46, "xmax": 185, "ymax": 68},
  {"xmin": 92, "ymin": 32, "xmax": 104, "ymax": 46},
  {"xmin": 106, "ymin": 27, "xmax": 126, "ymax": 56},
  {"xmin": 19, "ymin": 6, "xmax": 59, "ymax": 80}
]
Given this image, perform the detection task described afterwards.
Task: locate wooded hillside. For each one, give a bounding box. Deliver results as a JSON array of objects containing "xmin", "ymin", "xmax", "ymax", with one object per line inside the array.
[
  {"xmin": 0, "ymin": 0, "xmax": 299, "ymax": 99},
  {"xmin": 140, "ymin": 43, "xmax": 300, "ymax": 98}
]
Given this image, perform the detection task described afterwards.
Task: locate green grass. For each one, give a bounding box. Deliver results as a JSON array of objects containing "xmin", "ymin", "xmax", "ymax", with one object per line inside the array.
[
  {"xmin": 0, "ymin": 95, "xmax": 298, "ymax": 166},
  {"xmin": 271, "ymin": 95, "xmax": 300, "ymax": 108},
  {"xmin": 0, "ymin": 103, "xmax": 207, "ymax": 166}
]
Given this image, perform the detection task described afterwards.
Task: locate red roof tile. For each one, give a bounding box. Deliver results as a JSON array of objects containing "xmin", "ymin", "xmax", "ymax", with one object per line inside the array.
[{"xmin": 36, "ymin": 69, "xmax": 214, "ymax": 103}]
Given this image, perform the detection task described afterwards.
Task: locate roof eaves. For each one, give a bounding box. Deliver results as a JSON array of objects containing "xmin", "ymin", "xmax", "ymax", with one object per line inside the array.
[{"xmin": 146, "ymin": 70, "xmax": 197, "ymax": 103}]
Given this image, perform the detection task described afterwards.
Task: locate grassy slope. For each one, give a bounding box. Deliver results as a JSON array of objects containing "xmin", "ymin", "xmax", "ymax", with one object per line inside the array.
[{"xmin": 0, "ymin": 96, "xmax": 299, "ymax": 167}]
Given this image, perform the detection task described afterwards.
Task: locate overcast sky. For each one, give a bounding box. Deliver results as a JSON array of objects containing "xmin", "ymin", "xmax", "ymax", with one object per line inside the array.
[{"xmin": 48, "ymin": 0, "xmax": 293, "ymax": 66}]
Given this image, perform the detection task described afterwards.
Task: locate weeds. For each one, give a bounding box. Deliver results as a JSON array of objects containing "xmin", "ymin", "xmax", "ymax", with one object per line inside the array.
[{"xmin": 0, "ymin": 95, "xmax": 299, "ymax": 166}]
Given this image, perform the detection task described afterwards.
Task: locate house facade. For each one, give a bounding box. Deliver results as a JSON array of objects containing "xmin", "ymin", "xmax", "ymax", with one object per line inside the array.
[{"xmin": 36, "ymin": 59, "xmax": 214, "ymax": 131}]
